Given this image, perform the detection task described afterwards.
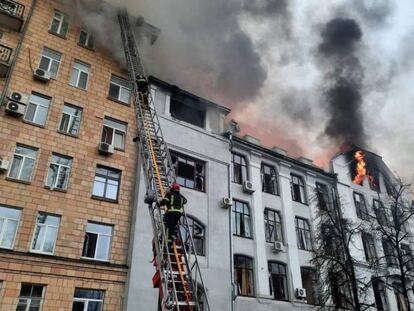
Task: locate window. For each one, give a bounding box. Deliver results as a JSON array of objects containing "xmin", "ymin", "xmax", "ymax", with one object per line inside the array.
[
  {"xmin": 78, "ymin": 30, "xmax": 95, "ymax": 49},
  {"xmin": 16, "ymin": 284, "xmax": 44, "ymax": 311},
  {"xmin": 401, "ymin": 244, "xmax": 413, "ymax": 270},
  {"xmin": 232, "ymin": 200, "xmax": 252, "ymax": 238},
  {"xmin": 24, "ymin": 93, "xmax": 51, "ymax": 126},
  {"xmin": 394, "ymin": 284, "xmax": 409, "ymax": 311},
  {"xmin": 70, "ymin": 60, "xmax": 90, "ymax": 89},
  {"xmin": 0, "ymin": 205, "xmax": 21, "ymax": 249},
  {"xmin": 330, "ymin": 272, "xmax": 352, "ymax": 308},
  {"xmin": 171, "ymin": 151, "xmax": 205, "ymax": 191},
  {"xmin": 354, "ymin": 192, "xmax": 368, "ymax": 220},
  {"xmin": 180, "ymin": 216, "xmax": 205, "ymax": 256},
  {"xmin": 101, "ymin": 117, "xmax": 127, "ymax": 150},
  {"xmin": 231, "ymin": 153, "xmax": 247, "ymax": 184},
  {"xmin": 268, "ymin": 262, "xmax": 288, "ymax": 301},
  {"xmin": 92, "ymin": 166, "xmax": 121, "ymax": 201},
  {"xmin": 261, "ymin": 164, "xmax": 278, "ymax": 195},
  {"xmin": 291, "ymin": 174, "xmax": 306, "ymax": 204},
  {"xmin": 264, "ymin": 209, "xmax": 283, "ymax": 243},
  {"xmin": 153, "ymin": 87, "xmax": 168, "ymax": 112},
  {"xmin": 108, "ymin": 75, "xmax": 131, "ymax": 104},
  {"xmin": 59, "ymin": 104, "xmax": 82, "ymax": 135},
  {"xmin": 361, "ymin": 232, "xmax": 377, "ymax": 263},
  {"xmin": 31, "ymin": 213, "xmax": 60, "ymax": 254},
  {"xmin": 372, "ymin": 278, "xmax": 388, "ymax": 311},
  {"xmin": 38, "ymin": 48, "xmax": 61, "ymax": 79},
  {"xmin": 234, "ymin": 255, "xmax": 254, "ymax": 297},
  {"xmin": 301, "ymin": 268, "xmax": 318, "ymax": 305},
  {"xmin": 295, "ymin": 217, "xmax": 311, "ymax": 251},
  {"xmin": 316, "ymin": 183, "xmax": 330, "ymax": 210},
  {"xmin": 8, "ymin": 144, "xmax": 38, "ymax": 182},
  {"xmin": 170, "ymin": 98, "xmax": 206, "ymax": 128},
  {"xmin": 45, "ymin": 154, "xmax": 72, "ymax": 190},
  {"xmin": 50, "ymin": 10, "xmax": 69, "ymax": 37},
  {"xmin": 82, "ymin": 222, "xmax": 112, "ymax": 261},
  {"xmin": 382, "ymin": 239, "xmax": 398, "ymax": 267},
  {"xmin": 374, "ymin": 199, "xmax": 388, "ymax": 226},
  {"xmin": 72, "ymin": 288, "xmax": 104, "ymax": 311}
]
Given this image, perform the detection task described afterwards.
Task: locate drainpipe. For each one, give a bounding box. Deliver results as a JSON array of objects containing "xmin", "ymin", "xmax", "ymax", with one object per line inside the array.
[
  {"xmin": 227, "ymin": 132, "xmax": 235, "ymax": 311},
  {"xmin": 0, "ymin": 0, "xmax": 37, "ymax": 105}
]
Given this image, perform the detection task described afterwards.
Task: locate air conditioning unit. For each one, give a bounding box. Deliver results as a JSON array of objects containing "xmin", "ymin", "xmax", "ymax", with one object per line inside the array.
[
  {"xmin": 242, "ymin": 180, "xmax": 255, "ymax": 194},
  {"xmin": 272, "ymin": 241, "xmax": 285, "ymax": 253},
  {"xmin": 221, "ymin": 197, "xmax": 232, "ymax": 209},
  {"xmin": 5, "ymin": 100, "xmax": 26, "ymax": 116},
  {"xmin": 9, "ymin": 92, "xmax": 29, "ymax": 104},
  {"xmin": 98, "ymin": 142, "xmax": 114, "ymax": 155},
  {"xmin": 0, "ymin": 159, "xmax": 9, "ymax": 171},
  {"xmin": 33, "ymin": 68, "xmax": 51, "ymax": 82},
  {"xmin": 296, "ymin": 288, "xmax": 307, "ymax": 299}
]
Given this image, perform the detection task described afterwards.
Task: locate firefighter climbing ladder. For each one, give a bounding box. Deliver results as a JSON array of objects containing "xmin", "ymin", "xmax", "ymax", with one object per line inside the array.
[{"xmin": 118, "ymin": 10, "xmax": 211, "ymax": 311}]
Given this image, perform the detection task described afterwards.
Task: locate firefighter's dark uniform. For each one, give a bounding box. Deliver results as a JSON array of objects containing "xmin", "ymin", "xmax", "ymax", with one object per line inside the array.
[{"xmin": 160, "ymin": 190, "xmax": 187, "ymax": 242}]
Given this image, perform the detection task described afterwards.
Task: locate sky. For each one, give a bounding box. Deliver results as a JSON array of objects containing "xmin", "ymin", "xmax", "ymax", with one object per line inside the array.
[{"xmin": 71, "ymin": 0, "xmax": 414, "ymax": 181}]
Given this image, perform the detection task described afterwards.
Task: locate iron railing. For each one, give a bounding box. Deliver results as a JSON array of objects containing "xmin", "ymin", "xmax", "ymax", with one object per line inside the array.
[
  {"xmin": 0, "ymin": 44, "xmax": 12, "ymax": 64},
  {"xmin": 0, "ymin": 0, "xmax": 24, "ymax": 19}
]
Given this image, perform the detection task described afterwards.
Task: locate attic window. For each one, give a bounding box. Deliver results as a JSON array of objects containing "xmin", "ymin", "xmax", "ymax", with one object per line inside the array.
[{"xmin": 170, "ymin": 98, "xmax": 206, "ymax": 128}]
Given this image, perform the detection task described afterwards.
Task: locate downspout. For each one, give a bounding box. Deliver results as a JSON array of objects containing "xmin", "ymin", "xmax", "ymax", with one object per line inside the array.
[
  {"xmin": 227, "ymin": 132, "xmax": 235, "ymax": 311},
  {"xmin": 0, "ymin": 0, "xmax": 37, "ymax": 104}
]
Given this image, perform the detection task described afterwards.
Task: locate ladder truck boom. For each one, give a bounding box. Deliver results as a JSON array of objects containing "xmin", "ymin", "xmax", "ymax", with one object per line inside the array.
[{"xmin": 117, "ymin": 10, "xmax": 211, "ymax": 311}]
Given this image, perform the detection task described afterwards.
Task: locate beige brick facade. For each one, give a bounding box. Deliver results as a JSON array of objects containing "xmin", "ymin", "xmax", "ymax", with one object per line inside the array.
[{"xmin": 0, "ymin": 0, "xmax": 138, "ymax": 310}]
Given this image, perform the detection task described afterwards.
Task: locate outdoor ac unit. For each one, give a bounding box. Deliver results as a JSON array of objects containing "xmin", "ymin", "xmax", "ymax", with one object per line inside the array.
[
  {"xmin": 5, "ymin": 100, "xmax": 26, "ymax": 116},
  {"xmin": 272, "ymin": 241, "xmax": 285, "ymax": 253},
  {"xmin": 33, "ymin": 68, "xmax": 51, "ymax": 82},
  {"xmin": 221, "ymin": 197, "xmax": 232, "ymax": 209},
  {"xmin": 98, "ymin": 142, "xmax": 114, "ymax": 155},
  {"xmin": 0, "ymin": 159, "xmax": 9, "ymax": 171},
  {"xmin": 242, "ymin": 180, "xmax": 255, "ymax": 194},
  {"xmin": 9, "ymin": 92, "xmax": 29, "ymax": 105},
  {"xmin": 296, "ymin": 288, "xmax": 307, "ymax": 299}
]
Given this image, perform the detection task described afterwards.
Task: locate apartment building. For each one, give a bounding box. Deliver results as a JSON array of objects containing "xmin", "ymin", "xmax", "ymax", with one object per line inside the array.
[{"xmin": 0, "ymin": 1, "xmax": 137, "ymax": 310}]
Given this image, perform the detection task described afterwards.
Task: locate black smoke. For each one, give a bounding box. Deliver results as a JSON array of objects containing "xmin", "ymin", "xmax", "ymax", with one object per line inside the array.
[{"xmin": 318, "ymin": 18, "xmax": 365, "ymax": 147}]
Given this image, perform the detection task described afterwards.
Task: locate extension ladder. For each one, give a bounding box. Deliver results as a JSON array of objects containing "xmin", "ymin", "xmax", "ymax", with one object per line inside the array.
[{"xmin": 118, "ymin": 10, "xmax": 211, "ymax": 311}]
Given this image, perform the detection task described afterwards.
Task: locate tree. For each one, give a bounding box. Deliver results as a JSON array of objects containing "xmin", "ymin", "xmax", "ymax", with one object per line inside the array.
[
  {"xmin": 312, "ymin": 184, "xmax": 371, "ymax": 310},
  {"xmin": 370, "ymin": 181, "xmax": 414, "ymax": 311}
]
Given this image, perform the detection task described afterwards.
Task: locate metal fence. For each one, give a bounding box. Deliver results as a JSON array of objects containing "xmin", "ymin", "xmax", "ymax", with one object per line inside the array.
[{"xmin": 0, "ymin": 0, "xmax": 25, "ymax": 19}]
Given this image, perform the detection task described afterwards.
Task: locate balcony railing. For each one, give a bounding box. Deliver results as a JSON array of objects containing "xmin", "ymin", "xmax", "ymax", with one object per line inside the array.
[
  {"xmin": 0, "ymin": 43, "xmax": 12, "ymax": 64},
  {"xmin": 0, "ymin": 0, "xmax": 24, "ymax": 19}
]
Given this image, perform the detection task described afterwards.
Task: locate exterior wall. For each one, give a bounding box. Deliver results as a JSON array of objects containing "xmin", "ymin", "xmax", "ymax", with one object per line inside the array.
[
  {"xmin": 0, "ymin": 0, "xmax": 137, "ymax": 310},
  {"xmin": 124, "ymin": 84, "xmax": 232, "ymax": 311}
]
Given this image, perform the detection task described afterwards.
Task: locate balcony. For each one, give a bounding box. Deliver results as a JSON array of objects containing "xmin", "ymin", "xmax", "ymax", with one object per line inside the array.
[
  {"xmin": 0, "ymin": 0, "xmax": 25, "ymax": 32},
  {"xmin": 0, "ymin": 43, "xmax": 12, "ymax": 78}
]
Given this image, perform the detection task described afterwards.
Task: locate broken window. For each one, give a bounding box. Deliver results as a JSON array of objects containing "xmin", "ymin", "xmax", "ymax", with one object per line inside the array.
[
  {"xmin": 180, "ymin": 216, "xmax": 205, "ymax": 256},
  {"xmin": 374, "ymin": 199, "xmax": 389, "ymax": 227},
  {"xmin": 301, "ymin": 267, "xmax": 318, "ymax": 305},
  {"xmin": 82, "ymin": 222, "xmax": 112, "ymax": 261},
  {"xmin": 353, "ymin": 192, "xmax": 368, "ymax": 220},
  {"xmin": 264, "ymin": 209, "xmax": 283, "ymax": 243},
  {"xmin": 108, "ymin": 75, "xmax": 131, "ymax": 104},
  {"xmin": 361, "ymin": 232, "xmax": 377, "ymax": 263},
  {"xmin": 78, "ymin": 30, "xmax": 95, "ymax": 49},
  {"xmin": 261, "ymin": 164, "xmax": 278, "ymax": 195},
  {"xmin": 295, "ymin": 217, "xmax": 311, "ymax": 251},
  {"xmin": 17, "ymin": 284, "xmax": 45, "ymax": 311},
  {"xmin": 232, "ymin": 200, "xmax": 252, "ymax": 238},
  {"xmin": 234, "ymin": 255, "xmax": 254, "ymax": 297},
  {"xmin": 291, "ymin": 174, "xmax": 306, "ymax": 204},
  {"xmin": 170, "ymin": 98, "xmax": 206, "ymax": 128},
  {"xmin": 232, "ymin": 153, "xmax": 247, "ymax": 184},
  {"xmin": 268, "ymin": 261, "xmax": 288, "ymax": 301},
  {"xmin": 170, "ymin": 151, "xmax": 205, "ymax": 191},
  {"xmin": 316, "ymin": 183, "xmax": 330, "ymax": 211},
  {"xmin": 101, "ymin": 117, "xmax": 127, "ymax": 150},
  {"xmin": 46, "ymin": 153, "xmax": 72, "ymax": 190}
]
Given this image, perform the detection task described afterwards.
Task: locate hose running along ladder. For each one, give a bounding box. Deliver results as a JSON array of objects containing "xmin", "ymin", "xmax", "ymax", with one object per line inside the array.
[{"xmin": 118, "ymin": 10, "xmax": 211, "ymax": 311}]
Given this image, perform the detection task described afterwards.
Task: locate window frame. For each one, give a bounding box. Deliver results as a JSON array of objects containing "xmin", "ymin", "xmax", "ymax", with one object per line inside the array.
[
  {"xmin": 361, "ymin": 232, "xmax": 377, "ymax": 263},
  {"xmin": 261, "ymin": 163, "xmax": 279, "ymax": 195},
  {"xmin": 234, "ymin": 255, "xmax": 255, "ymax": 297},
  {"xmin": 372, "ymin": 278, "xmax": 389, "ymax": 311},
  {"xmin": 45, "ymin": 153, "xmax": 73, "ymax": 191},
  {"xmin": 30, "ymin": 213, "xmax": 60, "ymax": 255},
  {"xmin": 231, "ymin": 152, "xmax": 248, "ymax": 184},
  {"xmin": 0, "ymin": 205, "xmax": 21, "ymax": 249},
  {"xmin": 301, "ymin": 267, "xmax": 319, "ymax": 305},
  {"xmin": 101, "ymin": 117, "xmax": 127, "ymax": 151},
  {"xmin": 72, "ymin": 288, "xmax": 104, "ymax": 311},
  {"xmin": 291, "ymin": 174, "xmax": 307, "ymax": 204},
  {"xmin": 23, "ymin": 92, "xmax": 51, "ymax": 126},
  {"xmin": 82, "ymin": 222, "xmax": 113, "ymax": 262},
  {"xmin": 170, "ymin": 151, "xmax": 205, "ymax": 192},
  {"xmin": 7, "ymin": 144, "xmax": 38, "ymax": 182},
  {"xmin": 316, "ymin": 182, "xmax": 330, "ymax": 210},
  {"xmin": 91, "ymin": 165, "xmax": 121, "ymax": 202},
  {"xmin": 295, "ymin": 217, "xmax": 312, "ymax": 251},
  {"xmin": 180, "ymin": 215, "xmax": 205, "ymax": 256},
  {"xmin": 264, "ymin": 208, "xmax": 283, "ymax": 244},
  {"xmin": 353, "ymin": 192, "xmax": 368, "ymax": 220},
  {"xmin": 69, "ymin": 60, "xmax": 90, "ymax": 90},
  {"xmin": 58, "ymin": 103, "xmax": 83, "ymax": 136},
  {"xmin": 49, "ymin": 10, "xmax": 69, "ymax": 37},
  {"xmin": 78, "ymin": 30, "xmax": 95, "ymax": 50},
  {"xmin": 268, "ymin": 261, "xmax": 289, "ymax": 301},
  {"xmin": 17, "ymin": 283, "xmax": 45, "ymax": 311},
  {"xmin": 38, "ymin": 47, "xmax": 61, "ymax": 79},
  {"xmin": 108, "ymin": 75, "xmax": 131, "ymax": 104},
  {"xmin": 232, "ymin": 200, "xmax": 252, "ymax": 239},
  {"xmin": 382, "ymin": 239, "xmax": 398, "ymax": 267}
]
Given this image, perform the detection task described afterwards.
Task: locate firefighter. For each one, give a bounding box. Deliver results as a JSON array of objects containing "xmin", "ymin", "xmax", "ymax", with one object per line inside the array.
[{"xmin": 159, "ymin": 182, "xmax": 187, "ymax": 243}]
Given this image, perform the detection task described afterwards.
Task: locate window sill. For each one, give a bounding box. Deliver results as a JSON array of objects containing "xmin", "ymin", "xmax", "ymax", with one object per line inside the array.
[
  {"xmin": 69, "ymin": 84, "xmax": 88, "ymax": 92},
  {"xmin": 262, "ymin": 191, "xmax": 280, "ymax": 196},
  {"xmin": 91, "ymin": 195, "xmax": 118, "ymax": 204},
  {"xmin": 233, "ymin": 234, "xmax": 254, "ymax": 240},
  {"xmin": 235, "ymin": 295, "xmax": 256, "ymax": 299},
  {"xmin": 44, "ymin": 185, "xmax": 67, "ymax": 193},
  {"xmin": 57, "ymin": 130, "xmax": 79, "ymax": 138},
  {"xmin": 29, "ymin": 250, "xmax": 55, "ymax": 256},
  {"xmin": 22, "ymin": 119, "xmax": 46, "ymax": 128},
  {"xmin": 48, "ymin": 30, "xmax": 67, "ymax": 40},
  {"xmin": 80, "ymin": 256, "xmax": 110, "ymax": 264},
  {"xmin": 107, "ymin": 96, "xmax": 131, "ymax": 107},
  {"xmin": 77, "ymin": 42, "xmax": 95, "ymax": 51},
  {"xmin": 5, "ymin": 177, "xmax": 31, "ymax": 185},
  {"xmin": 292, "ymin": 200, "xmax": 308, "ymax": 206}
]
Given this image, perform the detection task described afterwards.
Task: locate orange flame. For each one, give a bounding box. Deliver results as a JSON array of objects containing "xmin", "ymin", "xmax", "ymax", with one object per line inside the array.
[{"xmin": 352, "ymin": 150, "xmax": 374, "ymax": 186}]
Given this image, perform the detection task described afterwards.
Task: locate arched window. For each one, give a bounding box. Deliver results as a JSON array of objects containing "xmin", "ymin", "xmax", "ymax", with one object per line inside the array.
[
  {"xmin": 234, "ymin": 255, "xmax": 254, "ymax": 297},
  {"xmin": 180, "ymin": 216, "xmax": 205, "ymax": 256},
  {"xmin": 261, "ymin": 164, "xmax": 279, "ymax": 195}
]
